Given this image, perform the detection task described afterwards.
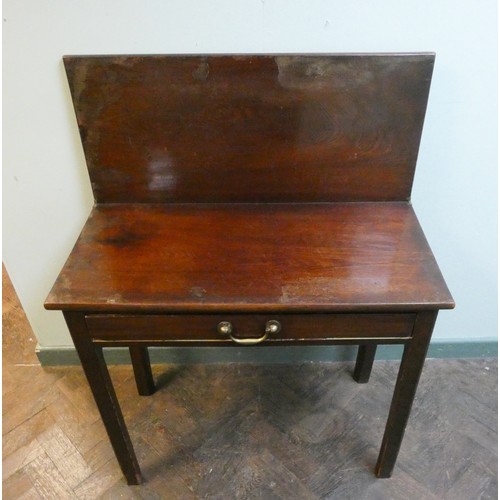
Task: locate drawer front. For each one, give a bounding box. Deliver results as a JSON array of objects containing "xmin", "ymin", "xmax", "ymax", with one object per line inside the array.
[{"xmin": 85, "ymin": 313, "xmax": 415, "ymax": 344}]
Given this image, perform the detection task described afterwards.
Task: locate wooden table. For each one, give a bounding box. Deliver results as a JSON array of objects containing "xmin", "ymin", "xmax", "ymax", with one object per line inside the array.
[{"xmin": 45, "ymin": 54, "xmax": 454, "ymax": 485}]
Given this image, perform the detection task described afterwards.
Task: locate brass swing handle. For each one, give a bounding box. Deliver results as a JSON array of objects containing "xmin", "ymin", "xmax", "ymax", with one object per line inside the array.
[{"xmin": 217, "ymin": 320, "xmax": 281, "ymax": 345}]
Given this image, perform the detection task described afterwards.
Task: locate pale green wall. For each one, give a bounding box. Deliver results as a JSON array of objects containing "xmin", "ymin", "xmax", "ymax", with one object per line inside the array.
[{"xmin": 3, "ymin": 0, "xmax": 497, "ymax": 349}]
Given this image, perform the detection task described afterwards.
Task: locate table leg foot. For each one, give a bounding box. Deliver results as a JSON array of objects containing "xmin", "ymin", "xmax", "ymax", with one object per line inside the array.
[
  {"xmin": 130, "ymin": 345, "xmax": 156, "ymax": 396},
  {"xmin": 353, "ymin": 344, "xmax": 377, "ymax": 383},
  {"xmin": 63, "ymin": 312, "xmax": 144, "ymax": 485},
  {"xmin": 374, "ymin": 311, "xmax": 437, "ymax": 477}
]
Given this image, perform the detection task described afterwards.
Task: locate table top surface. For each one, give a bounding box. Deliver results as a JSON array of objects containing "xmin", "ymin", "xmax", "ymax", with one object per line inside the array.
[{"xmin": 45, "ymin": 202, "xmax": 454, "ymax": 313}]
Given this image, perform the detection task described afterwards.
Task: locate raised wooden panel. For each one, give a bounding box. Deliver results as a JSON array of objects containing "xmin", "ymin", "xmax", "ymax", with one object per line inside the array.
[{"xmin": 64, "ymin": 54, "xmax": 434, "ymax": 203}]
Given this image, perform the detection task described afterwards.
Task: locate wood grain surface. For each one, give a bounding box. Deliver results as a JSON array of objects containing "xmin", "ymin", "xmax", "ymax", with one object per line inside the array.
[
  {"xmin": 64, "ymin": 54, "xmax": 434, "ymax": 203},
  {"xmin": 45, "ymin": 202, "xmax": 453, "ymax": 313}
]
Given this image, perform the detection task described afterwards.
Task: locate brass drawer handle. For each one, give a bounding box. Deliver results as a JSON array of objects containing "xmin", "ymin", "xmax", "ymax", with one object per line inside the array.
[{"xmin": 217, "ymin": 320, "xmax": 281, "ymax": 345}]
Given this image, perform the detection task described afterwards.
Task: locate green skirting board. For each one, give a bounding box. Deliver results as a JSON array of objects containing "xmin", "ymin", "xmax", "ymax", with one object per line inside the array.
[{"xmin": 37, "ymin": 341, "xmax": 497, "ymax": 366}]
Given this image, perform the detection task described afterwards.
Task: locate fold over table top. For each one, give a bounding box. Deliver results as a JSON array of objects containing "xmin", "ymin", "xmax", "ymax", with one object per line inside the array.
[{"xmin": 45, "ymin": 202, "xmax": 454, "ymax": 313}]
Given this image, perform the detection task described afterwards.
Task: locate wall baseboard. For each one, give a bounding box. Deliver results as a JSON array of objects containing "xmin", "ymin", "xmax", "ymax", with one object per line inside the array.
[{"xmin": 36, "ymin": 341, "xmax": 497, "ymax": 366}]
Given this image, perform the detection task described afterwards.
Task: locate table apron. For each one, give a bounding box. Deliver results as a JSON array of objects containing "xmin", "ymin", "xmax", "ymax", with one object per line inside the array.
[{"xmin": 85, "ymin": 313, "xmax": 416, "ymax": 344}]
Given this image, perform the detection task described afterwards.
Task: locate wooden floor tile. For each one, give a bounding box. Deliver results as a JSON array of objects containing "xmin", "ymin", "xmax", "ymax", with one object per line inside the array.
[
  {"xmin": 24, "ymin": 452, "xmax": 74, "ymax": 499},
  {"xmin": 3, "ymin": 469, "xmax": 38, "ymax": 499}
]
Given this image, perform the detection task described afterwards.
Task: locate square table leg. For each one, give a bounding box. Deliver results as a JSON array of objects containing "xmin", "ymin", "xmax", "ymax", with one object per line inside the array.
[
  {"xmin": 375, "ymin": 310, "xmax": 438, "ymax": 478},
  {"xmin": 353, "ymin": 344, "xmax": 377, "ymax": 383},
  {"xmin": 63, "ymin": 312, "xmax": 143, "ymax": 485},
  {"xmin": 129, "ymin": 346, "xmax": 156, "ymax": 396}
]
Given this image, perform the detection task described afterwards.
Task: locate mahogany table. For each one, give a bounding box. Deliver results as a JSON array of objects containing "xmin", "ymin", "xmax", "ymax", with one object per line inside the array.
[{"xmin": 45, "ymin": 54, "xmax": 454, "ymax": 485}]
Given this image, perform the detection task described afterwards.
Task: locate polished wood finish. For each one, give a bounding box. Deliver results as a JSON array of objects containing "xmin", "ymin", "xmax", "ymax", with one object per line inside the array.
[
  {"xmin": 64, "ymin": 54, "xmax": 434, "ymax": 203},
  {"xmin": 45, "ymin": 203, "xmax": 453, "ymax": 313},
  {"xmin": 45, "ymin": 54, "xmax": 454, "ymax": 484},
  {"xmin": 353, "ymin": 344, "xmax": 377, "ymax": 383},
  {"xmin": 63, "ymin": 312, "xmax": 142, "ymax": 484}
]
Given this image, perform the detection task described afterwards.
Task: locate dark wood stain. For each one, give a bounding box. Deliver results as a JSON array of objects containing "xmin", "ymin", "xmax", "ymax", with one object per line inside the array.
[
  {"xmin": 129, "ymin": 346, "xmax": 156, "ymax": 396},
  {"xmin": 375, "ymin": 310, "xmax": 438, "ymax": 477},
  {"xmin": 45, "ymin": 203, "xmax": 453, "ymax": 313},
  {"xmin": 64, "ymin": 54, "xmax": 434, "ymax": 203},
  {"xmin": 63, "ymin": 311, "xmax": 143, "ymax": 485},
  {"xmin": 353, "ymin": 344, "xmax": 378, "ymax": 383},
  {"xmin": 85, "ymin": 312, "xmax": 416, "ymax": 343}
]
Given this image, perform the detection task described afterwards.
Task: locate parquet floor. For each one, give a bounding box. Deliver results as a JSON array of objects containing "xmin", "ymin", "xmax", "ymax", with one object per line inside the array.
[{"xmin": 3, "ymin": 265, "xmax": 497, "ymax": 499}]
